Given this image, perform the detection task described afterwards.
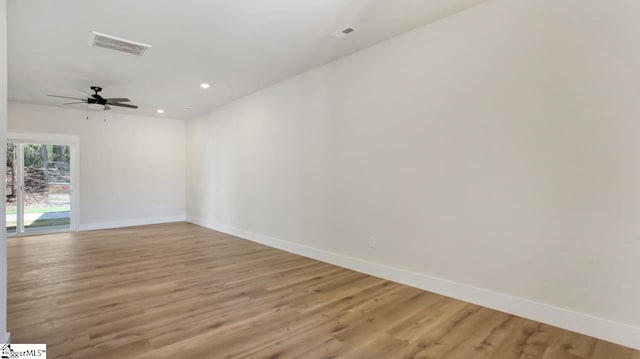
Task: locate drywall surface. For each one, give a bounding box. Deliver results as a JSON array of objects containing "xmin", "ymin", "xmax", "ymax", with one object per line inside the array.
[
  {"xmin": 187, "ymin": 0, "xmax": 640, "ymax": 343},
  {"xmin": 8, "ymin": 102, "xmax": 186, "ymax": 229},
  {"xmin": 0, "ymin": 0, "xmax": 8, "ymax": 343}
]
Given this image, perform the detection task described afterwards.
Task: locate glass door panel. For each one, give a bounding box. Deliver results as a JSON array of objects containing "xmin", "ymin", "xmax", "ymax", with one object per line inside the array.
[
  {"xmin": 6, "ymin": 143, "xmax": 17, "ymax": 234},
  {"xmin": 23, "ymin": 144, "xmax": 71, "ymax": 233}
]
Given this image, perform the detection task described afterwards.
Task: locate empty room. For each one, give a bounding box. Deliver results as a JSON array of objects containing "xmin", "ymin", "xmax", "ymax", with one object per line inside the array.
[{"xmin": 0, "ymin": 0, "xmax": 639, "ymax": 358}]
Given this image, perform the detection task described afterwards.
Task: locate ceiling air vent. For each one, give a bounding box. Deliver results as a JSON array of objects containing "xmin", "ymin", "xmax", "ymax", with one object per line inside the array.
[
  {"xmin": 90, "ymin": 31, "xmax": 152, "ymax": 56},
  {"xmin": 332, "ymin": 27, "xmax": 357, "ymax": 39}
]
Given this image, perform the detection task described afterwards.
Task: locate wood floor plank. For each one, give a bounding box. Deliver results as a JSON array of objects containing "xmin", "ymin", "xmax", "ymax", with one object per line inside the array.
[{"xmin": 7, "ymin": 222, "xmax": 639, "ymax": 358}]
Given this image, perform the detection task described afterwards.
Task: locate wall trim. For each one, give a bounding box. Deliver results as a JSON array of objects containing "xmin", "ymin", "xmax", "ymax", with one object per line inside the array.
[
  {"xmin": 186, "ymin": 215, "xmax": 640, "ymax": 351},
  {"xmin": 1, "ymin": 332, "xmax": 10, "ymax": 344},
  {"xmin": 8, "ymin": 131, "xmax": 79, "ymax": 145},
  {"xmin": 78, "ymin": 215, "xmax": 186, "ymax": 232}
]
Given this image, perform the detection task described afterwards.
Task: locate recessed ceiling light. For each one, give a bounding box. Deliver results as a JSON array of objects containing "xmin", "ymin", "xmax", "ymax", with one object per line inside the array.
[
  {"xmin": 156, "ymin": 109, "xmax": 165, "ymax": 114},
  {"xmin": 200, "ymin": 83, "xmax": 210, "ymax": 89},
  {"xmin": 183, "ymin": 107, "xmax": 191, "ymax": 111}
]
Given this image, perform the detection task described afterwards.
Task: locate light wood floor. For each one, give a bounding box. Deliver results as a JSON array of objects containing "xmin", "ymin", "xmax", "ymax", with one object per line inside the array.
[{"xmin": 8, "ymin": 222, "xmax": 639, "ymax": 359}]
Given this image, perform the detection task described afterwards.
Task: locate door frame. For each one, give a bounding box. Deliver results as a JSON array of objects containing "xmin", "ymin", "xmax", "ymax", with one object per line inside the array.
[{"xmin": 7, "ymin": 132, "xmax": 80, "ymax": 235}]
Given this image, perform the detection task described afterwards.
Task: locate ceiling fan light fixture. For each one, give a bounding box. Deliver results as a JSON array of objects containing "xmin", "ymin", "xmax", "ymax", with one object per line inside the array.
[{"xmin": 88, "ymin": 103, "xmax": 104, "ymax": 110}]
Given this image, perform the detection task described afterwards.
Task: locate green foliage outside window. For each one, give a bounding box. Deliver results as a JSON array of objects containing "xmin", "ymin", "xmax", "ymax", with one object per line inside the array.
[{"xmin": 7, "ymin": 144, "xmax": 70, "ymax": 170}]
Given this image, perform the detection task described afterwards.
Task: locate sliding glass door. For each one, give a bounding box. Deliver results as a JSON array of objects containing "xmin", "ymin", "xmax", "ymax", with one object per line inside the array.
[
  {"xmin": 6, "ymin": 141, "xmax": 76, "ymax": 235},
  {"xmin": 6, "ymin": 143, "xmax": 17, "ymax": 234}
]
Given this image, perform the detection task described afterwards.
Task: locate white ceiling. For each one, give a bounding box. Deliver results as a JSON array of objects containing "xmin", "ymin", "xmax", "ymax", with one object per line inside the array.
[{"xmin": 8, "ymin": 0, "xmax": 485, "ymax": 120}]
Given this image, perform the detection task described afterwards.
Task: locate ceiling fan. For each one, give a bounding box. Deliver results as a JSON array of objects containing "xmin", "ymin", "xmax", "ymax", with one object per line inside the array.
[{"xmin": 47, "ymin": 86, "xmax": 139, "ymax": 110}]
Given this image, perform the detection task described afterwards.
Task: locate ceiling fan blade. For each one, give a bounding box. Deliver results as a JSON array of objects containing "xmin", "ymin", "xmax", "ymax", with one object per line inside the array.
[
  {"xmin": 78, "ymin": 90, "xmax": 91, "ymax": 97},
  {"xmin": 62, "ymin": 101, "xmax": 86, "ymax": 105},
  {"xmin": 105, "ymin": 98, "xmax": 130, "ymax": 103},
  {"xmin": 48, "ymin": 95, "xmax": 84, "ymax": 100},
  {"xmin": 109, "ymin": 103, "xmax": 138, "ymax": 109}
]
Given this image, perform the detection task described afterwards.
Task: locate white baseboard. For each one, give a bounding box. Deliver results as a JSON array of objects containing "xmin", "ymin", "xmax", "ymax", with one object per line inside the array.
[
  {"xmin": 187, "ymin": 215, "xmax": 640, "ymax": 351},
  {"xmin": 78, "ymin": 215, "xmax": 186, "ymax": 232}
]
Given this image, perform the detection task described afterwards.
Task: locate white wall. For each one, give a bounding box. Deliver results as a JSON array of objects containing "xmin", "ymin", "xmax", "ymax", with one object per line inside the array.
[
  {"xmin": 9, "ymin": 102, "xmax": 185, "ymax": 229},
  {"xmin": 0, "ymin": 0, "xmax": 8, "ymax": 344},
  {"xmin": 186, "ymin": 0, "xmax": 640, "ymax": 348}
]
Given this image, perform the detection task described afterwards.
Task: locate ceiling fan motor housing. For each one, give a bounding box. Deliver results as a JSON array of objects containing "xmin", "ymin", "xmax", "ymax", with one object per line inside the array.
[{"xmin": 90, "ymin": 86, "xmax": 107, "ymax": 104}]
